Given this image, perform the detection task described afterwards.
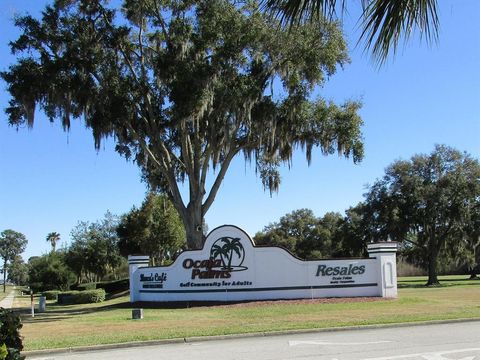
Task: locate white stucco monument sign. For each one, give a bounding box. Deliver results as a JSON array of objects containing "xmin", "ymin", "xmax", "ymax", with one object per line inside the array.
[{"xmin": 129, "ymin": 225, "xmax": 398, "ymax": 302}]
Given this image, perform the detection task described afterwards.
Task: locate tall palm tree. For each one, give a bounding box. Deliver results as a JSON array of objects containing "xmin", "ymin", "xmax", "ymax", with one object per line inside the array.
[
  {"xmin": 262, "ymin": 0, "xmax": 439, "ymax": 63},
  {"xmin": 46, "ymin": 232, "xmax": 61, "ymax": 252}
]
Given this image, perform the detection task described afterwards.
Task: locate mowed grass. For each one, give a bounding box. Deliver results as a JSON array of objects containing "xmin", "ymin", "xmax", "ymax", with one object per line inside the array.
[
  {"xmin": 0, "ymin": 285, "xmax": 14, "ymax": 301},
  {"xmin": 17, "ymin": 275, "xmax": 480, "ymax": 351}
]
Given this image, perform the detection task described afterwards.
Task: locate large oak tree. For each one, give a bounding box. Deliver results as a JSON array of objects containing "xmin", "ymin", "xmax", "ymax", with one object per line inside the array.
[
  {"xmin": 3, "ymin": 0, "xmax": 363, "ymax": 249},
  {"xmin": 363, "ymin": 145, "xmax": 480, "ymax": 285}
]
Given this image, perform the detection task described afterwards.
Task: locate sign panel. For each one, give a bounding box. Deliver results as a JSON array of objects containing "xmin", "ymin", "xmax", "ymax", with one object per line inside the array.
[{"xmin": 129, "ymin": 225, "xmax": 397, "ymax": 302}]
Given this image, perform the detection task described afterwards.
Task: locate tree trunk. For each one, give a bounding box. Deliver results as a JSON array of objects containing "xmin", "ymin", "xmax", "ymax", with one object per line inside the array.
[
  {"xmin": 469, "ymin": 269, "xmax": 479, "ymax": 280},
  {"xmin": 426, "ymin": 250, "xmax": 440, "ymax": 286},
  {"xmin": 158, "ymin": 249, "xmax": 164, "ymax": 266},
  {"xmin": 183, "ymin": 204, "xmax": 204, "ymax": 250}
]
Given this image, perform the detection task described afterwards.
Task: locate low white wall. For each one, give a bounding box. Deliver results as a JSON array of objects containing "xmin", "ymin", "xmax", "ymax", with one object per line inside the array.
[{"xmin": 129, "ymin": 225, "xmax": 397, "ymax": 302}]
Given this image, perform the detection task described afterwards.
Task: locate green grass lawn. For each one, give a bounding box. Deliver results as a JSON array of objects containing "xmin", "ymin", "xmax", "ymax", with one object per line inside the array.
[
  {"xmin": 16, "ymin": 275, "xmax": 480, "ymax": 351},
  {"xmin": 398, "ymin": 275, "xmax": 479, "ymax": 287},
  {"xmin": 0, "ymin": 285, "xmax": 14, "ymax": 301}
]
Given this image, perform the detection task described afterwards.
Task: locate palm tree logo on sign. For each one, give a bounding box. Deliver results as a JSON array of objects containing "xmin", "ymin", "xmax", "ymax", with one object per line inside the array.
[{"xmin": 210, "ymin": 237, "xmax": 247, "ymax": 272}]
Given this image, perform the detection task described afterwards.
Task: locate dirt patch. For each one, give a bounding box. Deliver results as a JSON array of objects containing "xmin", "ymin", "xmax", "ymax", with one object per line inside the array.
[
  {"xmin": 132, "ymin": 296, "xmax": 388, "ymax": 309},
  {"xmin": 217, "ymin": 297, "xmax": 387, "ymax": 308}
]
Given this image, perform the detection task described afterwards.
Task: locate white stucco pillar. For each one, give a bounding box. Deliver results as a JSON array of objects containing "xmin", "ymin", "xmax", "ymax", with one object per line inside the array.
[
  {"xmin": 367, "ymin": 242, "xmax": 398, "ymax": 298},
  {"xmin": 128, "ymin": 255, "xmax": 150, "ymax": 302}
]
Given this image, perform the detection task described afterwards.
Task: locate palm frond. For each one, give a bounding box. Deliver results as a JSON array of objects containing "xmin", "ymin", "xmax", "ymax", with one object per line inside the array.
[
  {"xmin": 261, "ymin": 0, "xmax": 340, "ymax": 25},
  {"xmin": 359, "ymin": 0, "xmax": 439, "ymax": 63},
  {"xmin": 262, "ymin": 0, "xmax": 439, "ymax": 63}
]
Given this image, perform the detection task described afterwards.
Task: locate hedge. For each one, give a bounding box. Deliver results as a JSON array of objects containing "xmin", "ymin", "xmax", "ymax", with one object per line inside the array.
[
  {"xmin": 57, "ymin": 289, "xmax": 106, "ymax": 305},
  {"xmin": 96, "ymin": 279, "xmax": 129, "ymax": 294},
  {"xmin": 71, "ymin": 283, "xmax": 96, "ymax": 291},
  {"xmin": 42, "ymin": 290, "xmax": 61, "ymax": 301}
]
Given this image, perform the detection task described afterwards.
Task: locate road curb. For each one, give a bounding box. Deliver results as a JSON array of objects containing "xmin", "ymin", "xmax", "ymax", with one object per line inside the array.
[{"xmin": 24, "ymin": 317, "xmax": 480, "ymax": 358}]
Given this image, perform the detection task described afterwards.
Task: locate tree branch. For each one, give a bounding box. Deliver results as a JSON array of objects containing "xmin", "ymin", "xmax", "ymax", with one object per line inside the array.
[
  {"xmin": 179, "ymin": 121, "xmax": 194, "ymax": 177},
  {"xmin": 200, "ymin": 145, "xmax": 212, "ymax": 193},
  {"xmin": 100, "ymin": 9, "xmax": 142, "ymax": 88},
  {"xmin": 202, "ymin": 148, "xmax": 240, "ymax": 214},
  {"xmin": 402, "ymin": 237, "xmax": 427, "ymax": 249},
  {"xmin": 155, "ymin": 141, "xmax": 186, "ymax": 215},
  {"xmin": 152, "ymin": 0, "xmax": 169, "ymax": 40},
  {"xmin": 125, "ymin": 122, "xmax": 186, "ymax": 215}
]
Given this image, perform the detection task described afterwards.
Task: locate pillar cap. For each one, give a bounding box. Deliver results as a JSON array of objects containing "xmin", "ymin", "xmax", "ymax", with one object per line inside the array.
[
  {"xmin": 128, "ymin": 255, "xmax": 150, "ymax": 264},
  {"xmin": 367, "ymin": 242, "xmax": 398, "ymax": 253}
]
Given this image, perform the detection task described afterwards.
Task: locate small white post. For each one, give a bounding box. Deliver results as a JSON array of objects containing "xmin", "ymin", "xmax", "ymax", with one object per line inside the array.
[
  {"xmin": 367, "ymin": 242, "xmax": 398, "ymax": 298},
  {"xmin": 128, "ymin": 255, "xmax": 150, "ymax": 303},
  {"xmin": 30, "ymin": 291, "xmax": 34, "ymax": 318}
]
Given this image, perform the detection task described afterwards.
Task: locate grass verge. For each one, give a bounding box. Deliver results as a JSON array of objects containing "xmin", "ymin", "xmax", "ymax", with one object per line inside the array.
[{"xmin": 15, "ymin": 275, "xmax": 480, "ymax": 351}]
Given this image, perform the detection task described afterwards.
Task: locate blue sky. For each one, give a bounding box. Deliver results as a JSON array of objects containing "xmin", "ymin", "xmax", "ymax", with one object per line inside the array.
[{"xmin": 1, "ymin": 1, "xmax": 479, "ymax": 260}]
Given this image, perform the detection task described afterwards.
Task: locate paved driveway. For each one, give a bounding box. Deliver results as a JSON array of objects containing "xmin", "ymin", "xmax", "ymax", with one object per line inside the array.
[{"xmin": 0, "ymin": 289, "xmax": 15, "ymax": 309}]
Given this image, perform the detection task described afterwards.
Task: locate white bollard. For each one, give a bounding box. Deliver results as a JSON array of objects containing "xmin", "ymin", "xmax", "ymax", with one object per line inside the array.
[{"xmin": 30, "ymin": 291, "xmax": 34, "ymax": 318}]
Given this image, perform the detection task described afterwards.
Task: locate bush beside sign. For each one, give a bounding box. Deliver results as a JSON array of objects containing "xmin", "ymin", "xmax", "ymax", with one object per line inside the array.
[{"xmin": 129, "ymin": 225, "xmax": 398, "ymax": 302}]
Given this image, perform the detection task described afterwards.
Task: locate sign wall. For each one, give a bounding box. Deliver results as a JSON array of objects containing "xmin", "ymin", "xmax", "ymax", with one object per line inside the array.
[{"xmin": 129, "ymin": 225, "xmax": 398, "ymax": 302}]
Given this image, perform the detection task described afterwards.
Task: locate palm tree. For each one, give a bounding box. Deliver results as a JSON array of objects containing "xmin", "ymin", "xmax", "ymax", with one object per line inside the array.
[
  {"xmin": 210, "ymin": 243, "xmax": 228, "ymax": 268},
  {"xmin": 46, "ymin": 232, "xmax": 61, "ymax": 252},
  {"xmin": 262, "ymin": 0, "xmax": 439, "ymax": 63},
  {"xmin": 210, "ymin": 237, "xmax": 244, "ymax": 270},
  {"xmin": 221, "ymin": 238, "xmax": 243, "ymax": 270}
]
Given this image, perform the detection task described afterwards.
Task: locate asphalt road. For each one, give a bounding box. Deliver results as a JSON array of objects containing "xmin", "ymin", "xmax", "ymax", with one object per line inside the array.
[{"xmin": 28, "ymin": 320, "xmax": 480, "ymax": 360}]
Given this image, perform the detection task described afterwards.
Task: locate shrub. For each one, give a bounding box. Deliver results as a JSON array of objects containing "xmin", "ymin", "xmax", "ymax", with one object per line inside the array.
[
  {"xmin": 71, "ymin": 283, "xmax": 96, "ymax": 291},
  {"xmin": 28, "ymin": 253, "xmax": 75, "ymax": 292},
  {"xmin": 0, "ymin": 343, "xmax": 7, "ymax": 360},
  {"xmin": 96, "ymin": 279, "xmax": 129, "ymax": 294},
  {"xmin": 57, "ymin": 292, "xmax": 75, "ymax": 304},
  {"xmin": 42, "ymin": 290, "xmax": 61, "ymax": 301},
  {"xmin": 0, "ymin": 308, "xmax": 24, "ymax": 360},
  {"xmin": 57, "ymin": 289, "xmax": 106, "ymax": 305}
]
